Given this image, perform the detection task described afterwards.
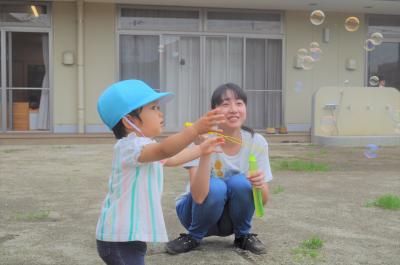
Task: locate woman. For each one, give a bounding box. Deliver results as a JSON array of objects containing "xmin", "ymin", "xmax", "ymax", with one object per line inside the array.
[{"xmin": 166, "ymin": 83, "xmax": 273, "ymax": 255}]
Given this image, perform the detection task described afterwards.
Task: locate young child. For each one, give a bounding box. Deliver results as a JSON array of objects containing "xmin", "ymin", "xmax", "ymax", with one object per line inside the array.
[
  {"xmin": 166, "ymin": 83, "xmax": 273, "ymax": 255},
  {"xmin": 95, "ymin": 79, "xmax": 225, "ymax": 265}
]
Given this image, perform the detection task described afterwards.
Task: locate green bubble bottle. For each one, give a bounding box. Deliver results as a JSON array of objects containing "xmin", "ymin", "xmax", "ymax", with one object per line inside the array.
[{"xmin": 249, "ymin": 154, "xmax": 264, "ymax": 217}]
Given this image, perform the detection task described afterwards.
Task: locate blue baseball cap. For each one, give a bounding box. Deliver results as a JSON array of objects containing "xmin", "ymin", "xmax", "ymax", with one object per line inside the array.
[{"xmin": 97, "ymin": 80, "xmax": 174, "ymax": 130}]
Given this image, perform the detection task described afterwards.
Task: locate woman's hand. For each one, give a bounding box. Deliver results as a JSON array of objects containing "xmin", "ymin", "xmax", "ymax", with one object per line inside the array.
[
  {"xmin": 194, "ymin": 134, "xmax": 207, "ymax": 145},
  {"xmin": 247, "ymin": 170, "xmax": 265, "ymax": 189},
  {"xmin": 199, "ymin": 137, "xmax": 225, "ymax": 156}
]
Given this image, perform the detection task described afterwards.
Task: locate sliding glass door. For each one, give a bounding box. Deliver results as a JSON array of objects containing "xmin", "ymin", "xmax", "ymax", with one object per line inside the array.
[
  {"xmin": 0, "ymin": 31, "xmax": 50, "ymax": 131},
  {"xmin": 119, "ymin": 33, "xmax": 283, "ymax": 131}
]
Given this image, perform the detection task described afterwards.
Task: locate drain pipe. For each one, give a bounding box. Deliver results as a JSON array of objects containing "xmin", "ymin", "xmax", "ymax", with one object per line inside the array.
[{"xmin": 77, "ymin": 0, "xmax": 85, "ymax": 133}]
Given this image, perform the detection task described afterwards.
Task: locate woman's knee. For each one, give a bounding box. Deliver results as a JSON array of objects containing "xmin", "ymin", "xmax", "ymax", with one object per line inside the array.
[{"xmin": 227, "ymin": 173, "xmax": 252, "ymax": 194}]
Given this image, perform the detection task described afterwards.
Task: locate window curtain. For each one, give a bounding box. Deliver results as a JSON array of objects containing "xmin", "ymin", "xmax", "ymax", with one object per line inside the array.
[
  {"xmin": 245, "ymin": 38, "xmax": 282, "ymax": 129},
  {"xmin": 37, "ymin": 34, "xmax": 49, "ymax": 130},
  {"xmin": 163, "ymin": 36, "xmax": 200, "ymax": 130},
  {"xmin": 120, "ymin": 35, "xmax": 159, "ymax": 90}
]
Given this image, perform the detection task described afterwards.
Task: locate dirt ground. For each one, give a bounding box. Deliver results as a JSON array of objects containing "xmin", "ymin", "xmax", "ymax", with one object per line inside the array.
[{"xmin": 0, "ymin": 143, "xmax": 399, "ymax": 265}]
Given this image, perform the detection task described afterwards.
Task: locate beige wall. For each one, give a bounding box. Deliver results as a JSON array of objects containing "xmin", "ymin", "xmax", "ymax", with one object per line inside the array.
[
  {"xmin": 84, "ymin": 3, "xmax": 116, "ymax": 128},
  {"xmin": 285, "ymin": 11, "xmax": 366, "ymax": 130},
  {"xmin": 53, "ymin": 2, "xmax": 115, "ymax": 132},
  {"xmin": 53, "ymin": 2, "xmax": 78, "ymax": 129},
  {"xmin": 313, "ymin": 86, "xmax": 400, "ymax": 136}
]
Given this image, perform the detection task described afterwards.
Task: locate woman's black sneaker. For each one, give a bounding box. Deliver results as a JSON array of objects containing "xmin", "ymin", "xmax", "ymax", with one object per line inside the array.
[
  {"xmin": 165, "ymin": 233, "xmax": 200, "ymax": 254},
  {"xmin": 234, "ymin": 233, "xmax": 266, "ymax": 254}
]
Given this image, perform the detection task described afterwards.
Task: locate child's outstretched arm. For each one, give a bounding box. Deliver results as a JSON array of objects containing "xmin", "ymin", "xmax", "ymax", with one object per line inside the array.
[
  {"xmin": 138, "ymin": 108, "xmax": 225, "ymax": 163},
  {"xmin": 164, "ymin": 137, "xmax": 224, "ymax": 167}
]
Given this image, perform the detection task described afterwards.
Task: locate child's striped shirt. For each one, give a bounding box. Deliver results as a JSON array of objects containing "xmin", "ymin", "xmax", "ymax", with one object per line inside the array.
[{"xmin": 96, "ymin": 133, "xmax": 168, "ymax": 242}]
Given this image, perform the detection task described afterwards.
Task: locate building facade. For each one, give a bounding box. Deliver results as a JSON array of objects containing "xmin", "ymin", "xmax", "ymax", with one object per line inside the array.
[{"xmin": 0, "ymin": 0, "xmax": 399, "ymax": 134}]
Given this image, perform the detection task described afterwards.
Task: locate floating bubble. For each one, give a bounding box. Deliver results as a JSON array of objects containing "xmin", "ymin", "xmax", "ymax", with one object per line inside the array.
[
  {"xmin": 395, "ymin": 123, "xmax": 400, "ymax": 134},
  {"xmin": 309, "ymin": 42, "xmax": 320, "ymax": 49},
  {"xmin": 370, "ymin": 32, "xmax": 383, "ymax": 46},
  {"xmin": 369, "ymin": 75, "xmax": 379, "ymax": 86},
  {"xmin": 310, "ymin": 10, "xmax": 325, "ymax": 26},
  {"xmin": 364, "ymin": 39, "xmax": 375, "ymax": 52},
  {"xmin": 364, "ymin": 144, "xmax": 379, "ymax": 159},
  {"xmin": 388, "ymin": 108, "xmax": 400, "ymax": 123},
  {"xmin": 310, "ymin": 48, "xmax": 322, "ymax": 62},
  {"xmin": 320, "ymin": 116, "xmax": 336, "ymax": 134},
  {"xmin": 158, "ymin": 45, "xmax": 164, "ymax": 53},
  {"xmin": 344, "ymin": 16, "xmax": 360, "ymax": 32},
  {"xmin": 297, "ymin": 48, "xmax": 308, "ymax": 59},
  {"xmin": 344, "ymin": 80, "xmax": 350, "ymax": 85},
  {"xmin": 309, "ymin": 42, "xmax": 322, "ymax": 61},
  {"xmin": 294, "ymin": 81, "xmax": 303, "ymax": 93},
  {"xmin": 301, "ymin": 56, "xmax": 315, "ymax": 70}
]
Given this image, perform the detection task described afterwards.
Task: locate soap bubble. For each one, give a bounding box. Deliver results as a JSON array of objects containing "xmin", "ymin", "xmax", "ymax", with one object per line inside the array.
[
  {"xmin": 395, "ymin": 123, "xmax": 400, "ymax": 134},
  {"xmin": 369, "ymin": 75, "xmax": 379, "ymax": 86},
  {"xmin": 309, "ymin": 42, "xmax": 322, "ymax": 62},
  {"xmin": 344, "ymin": 16, "xmax": 360, "ymax": 32},
  {"xmin": 297, "ymin": 48, "xmax": 308, "ymax": 59},
  {"xmin": 309, "ymin": 42, "xmax": 320, "ymax": 49},
  {"xmin": 344, "ymin": 80, "xmax": 350, "ymax": 85},
  {"xmin": 310, "ymin": 10, "xmax": 325, "ymax": 26},
  {"xmin": 294, "ymin": 81, "xmax": 303, "ymax": 93},
  {"xmin": 364, "ymin": 39, "xmax": 375, "ymax": 52},
  {"xmin": 301, "ymin": 56, "xmax": 315, "ymax": 70},
  {"xmin": 320, "ymin": 116, "xmax": 336, "ymax": 134},
  {"xmin": 158, "ymin": 45, "xmax": 164, "ymax": 53},
  {"xmin": 370, "ymin": 32, "xmax": 383, "ymax": 46},
  {"xmin": 364, "ymin": 144, "xmax": 379, "ymax": 159},
  {"xmin": 388, "ymin": 108, "xmax": 400, "ymax": 123}
]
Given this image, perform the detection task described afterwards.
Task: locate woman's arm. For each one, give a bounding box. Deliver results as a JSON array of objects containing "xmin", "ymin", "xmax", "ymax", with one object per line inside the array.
[
  {"xmin": 188, "ymin": 137, "xmax": 224, "ymax": 204},
  {"xmin": 190, "ymin": 156, "xmax": 211, "ymax": 204}
]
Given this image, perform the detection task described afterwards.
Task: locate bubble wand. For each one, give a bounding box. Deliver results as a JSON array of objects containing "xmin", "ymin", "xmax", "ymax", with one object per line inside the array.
[
  {"xmin": 184, "ymin": 122, "xmax": 265, "ymax": 153},
  {"xmin": 249, "ymin": 154, "xmax": 265, "ymax": 217}
]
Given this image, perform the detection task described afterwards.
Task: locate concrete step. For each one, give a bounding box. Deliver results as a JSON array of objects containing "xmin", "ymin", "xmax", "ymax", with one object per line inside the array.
[{"xmin": 0, "ymin": 131, "xmax": 310, "ymax": 145}]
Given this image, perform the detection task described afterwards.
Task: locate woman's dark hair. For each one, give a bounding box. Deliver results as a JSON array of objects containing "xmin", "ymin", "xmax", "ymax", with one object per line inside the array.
[
  {"xmin": 211, "ymin": 83, "xmax": 254, "ymax": 136},
  {"xmin": 112, "ymin": 107, "xmax": 143, "ymax": 139}
]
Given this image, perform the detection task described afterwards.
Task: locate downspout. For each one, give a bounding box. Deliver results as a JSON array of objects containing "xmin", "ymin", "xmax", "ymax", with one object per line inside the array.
[{"xmin": 77, "ymin": 0, "xmax": 85, "ymax": 133}]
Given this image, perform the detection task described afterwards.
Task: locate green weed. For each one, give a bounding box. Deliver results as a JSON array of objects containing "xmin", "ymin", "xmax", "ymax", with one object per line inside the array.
[
  {"xmin": 272, "ymin": 185, "xmax": 284, "ymax": 195},
  {"xmin": 365, "ymin": 194, "xmax": 400, "ymax": 210},
  {"xmin": 293, "ymin": 236, "xmax": 324, "ymax": 260},
  {"xmin": 274, "ymin": 160, "xmax": 330, "ymax": 172},
  {"xmin": 15, "ymin": 210, "xmax": 50, "ymax": 221}
]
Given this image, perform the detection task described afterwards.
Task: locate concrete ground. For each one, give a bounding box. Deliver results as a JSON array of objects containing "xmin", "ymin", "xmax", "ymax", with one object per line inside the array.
[{"xmin": 0, "ymin": 143, "xmax": 399, "ymax": 265}]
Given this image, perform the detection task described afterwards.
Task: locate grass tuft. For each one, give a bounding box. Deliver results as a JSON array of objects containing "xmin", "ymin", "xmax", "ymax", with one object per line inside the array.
[
  {"xmin": 365, "ymin": 194, "xmax": 400, "ymax": 210},
  {"xmin": 15, "ymin": 210, "xmax": 50, "ymax": 221},
  {"xmin": 293, "ymin": 236, "xmax": 324, "ymax": 260},
  {"xmin": 273, "ymin": 160, "xmax": 330, "ymax": 172},
  {"xmin": 272, "ymin": 185, "xmax": 284, "ymax": 195}
]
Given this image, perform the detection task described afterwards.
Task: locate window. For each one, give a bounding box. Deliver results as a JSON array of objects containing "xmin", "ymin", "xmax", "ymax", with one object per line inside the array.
[
  {"xmin": 0, "ymin": 3, "xmax": 50, "ymax": 27},
  {"xmin": 206, "ymin": 10, "xmax": 282, "ymax": 34},
  {"xmin": 119, "ymin": 8, "xmax": 200, "ymax": 31}
]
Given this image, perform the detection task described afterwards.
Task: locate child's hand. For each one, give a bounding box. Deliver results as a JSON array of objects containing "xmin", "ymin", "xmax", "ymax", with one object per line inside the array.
[
  {"xmin": 247, "ymin": 171, "xmax": 265, "ymax": 189},
  {"xmin": 193, "ymin": 108, "xmax": 225, "ymax": 135},
  {"xmin": 199, "ymin": 137, "xmax": 225, "ymax": 156}
]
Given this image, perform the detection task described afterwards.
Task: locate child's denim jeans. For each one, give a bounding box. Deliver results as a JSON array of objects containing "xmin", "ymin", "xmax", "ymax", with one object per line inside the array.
[
  {"xmin": 176, "ymin": 173, "xmax": 255, "ymax": 241},
  {"xmin": 96, "ymin": 240, "xmax": 147, "ymax": 265}
]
